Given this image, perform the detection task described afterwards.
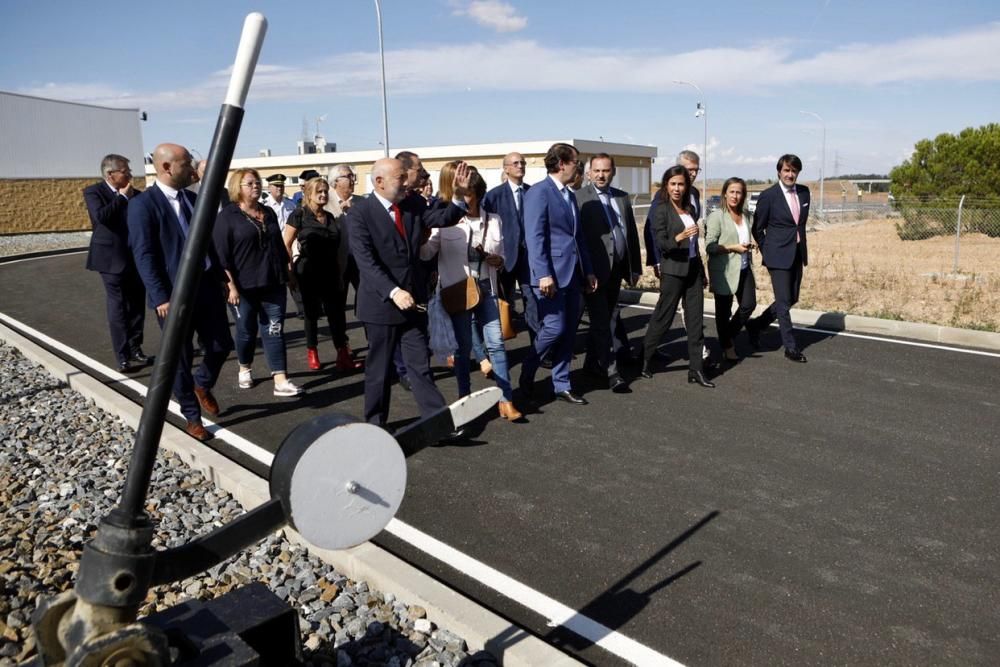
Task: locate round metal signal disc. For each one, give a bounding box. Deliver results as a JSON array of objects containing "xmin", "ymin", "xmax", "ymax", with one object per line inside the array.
[{"xmin": 276, "ymin": 420, "xmax": 406, "ymax": 550}]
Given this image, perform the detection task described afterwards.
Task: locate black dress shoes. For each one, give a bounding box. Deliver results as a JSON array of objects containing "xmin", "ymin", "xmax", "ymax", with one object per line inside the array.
[
  {"xmin": 554, "ymin": 390, "xmax": 588, "ymax": 405},
  {"xmin": 609, "ymin": 374, "xmax": 630, "ymax": 394},
  {"xmin": 687, "ymin": 370, "xmax": 716, "ymax": 388},
  {"xmin": 640, "ymin": 363, "xmax": 654, "ymax": 379},
  {"xmin": 130, "ymin": 349, "xmax": 151, "ymax": 365},
  {"xmin": 784, "ymin": 349, "xmax": 808, "ymax": 363},
  {"xmin": 118, "ymin": 360, "xmax": 135, "ymax": 373},
  {"xmin": 398, "ymin": 375, "xmax": 413, "ymax": 391}
]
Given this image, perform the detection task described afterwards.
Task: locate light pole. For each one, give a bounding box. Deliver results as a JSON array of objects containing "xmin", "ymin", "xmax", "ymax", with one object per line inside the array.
[
  {"xmin": 374, "ymin": 0, "xmax": 389, "ymax": 157},
  {"xmin": 673, "ymin": 80, "xmax": 707, "ymax": 212},
  {"xmin": 800, "ymin": 110, "xmax": 825, "ymax": 216}
]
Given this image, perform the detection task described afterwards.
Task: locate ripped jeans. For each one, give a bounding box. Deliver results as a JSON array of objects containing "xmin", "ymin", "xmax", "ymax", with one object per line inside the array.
[{"xmin": 233, "ymin": 284, "xmax": 288, "ymax": 375}]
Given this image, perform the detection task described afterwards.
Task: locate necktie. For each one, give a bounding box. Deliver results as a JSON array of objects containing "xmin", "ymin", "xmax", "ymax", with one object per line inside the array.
[
  {"xmin": 788, "ymin": 187, "xmax": 801, "ymax": 241},
  {"xmin": 514, "ymin": 186, "xmax": 523, "ymax": 220},
  {"xmin": 390, "ymin": 203, "xmax": 406, "ymax": 239},
  {"xmin": 601, "ymin": 193, "xmax": 625, "ymax": 260},
  {"xmin": 177, "ymin": 191, "xmax": 194, "ymax": 235}
]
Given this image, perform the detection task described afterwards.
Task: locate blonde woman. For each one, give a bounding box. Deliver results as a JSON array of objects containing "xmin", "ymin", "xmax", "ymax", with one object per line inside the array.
[
  {"xmin": 705, "ymin": 177, "xmax": 757, "ymax": 362},
  {"xmin": 212, "ymin": 168, "xmax": 300, "ymax": 396}
]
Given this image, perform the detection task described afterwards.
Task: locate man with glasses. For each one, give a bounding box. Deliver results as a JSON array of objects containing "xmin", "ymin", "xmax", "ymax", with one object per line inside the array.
[
  {"xmin": 128, "ymin": 143, "xmax": 233, "ymax": 441},
  {"xmin": 84, "ymin": 154, "xmax": 148, "ymax": 373},
  {"xmin": 483, "ymin": 152, "xmax": 538, "ymax": 340}
]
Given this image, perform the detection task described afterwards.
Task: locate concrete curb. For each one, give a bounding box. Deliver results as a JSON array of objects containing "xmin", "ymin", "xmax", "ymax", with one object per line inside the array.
[
  {"xmin": 619, "ymin": 289, "xmax": 1000, "ymax": 351},
  {"xmin": 0, "ymin": 321, "xmax": 580, "ymax": 667}
]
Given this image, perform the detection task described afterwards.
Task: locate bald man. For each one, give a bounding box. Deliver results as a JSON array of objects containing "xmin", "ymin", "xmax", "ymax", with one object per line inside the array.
[
  {"xmin": 347, "ymin": 157, "xmax": 471, "ymax": 427},
  {"xmin": 128, "ymin": 143, "xmax": 233, "ymax": 441}
]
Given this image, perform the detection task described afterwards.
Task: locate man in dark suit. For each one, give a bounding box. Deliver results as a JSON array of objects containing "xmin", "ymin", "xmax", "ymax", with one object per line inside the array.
[
  {"xmin": 483, "ymin": 152, "xmax": 540, "ymax": 341},
  {"xmin": 519, "ymin": 143, "xmax": 597, "ymax": 405},
  {"xmin": 347, "ymin": 157, "xmax": 470, "ymax": 427},
  {"xmin": 127, "ymin": 143, "xmax": 234, "ymax": 441},
  {"xmin": 749, "ymin": 154, "xmax": 810, "ymax": 362},
  {"xmin": 84, "ymin": 154, "xmax": 148, "ymax": 373},
  {"xmin": 577, "ymin": 154, "xmax": 641, "ymax": 393}
]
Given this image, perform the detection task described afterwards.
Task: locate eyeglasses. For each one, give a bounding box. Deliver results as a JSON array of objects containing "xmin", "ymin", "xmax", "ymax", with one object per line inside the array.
[
  {"xmin": 506, "ymin": 160, "xmax": 527, "ymax": 167},
  {"xmin": 336, "ymin": 174, "xmax": 356, "ymax": 181},
  {"xmin": 241, "ymin": 180, "xmax": 262, "ymax": 188},
  {"xmin": 109, "ymin": 168, "xmax": 132, "ymax": 175},
  {"xmin": 687, "ymin": 168, "xmax": 701, "ymax": 175}
]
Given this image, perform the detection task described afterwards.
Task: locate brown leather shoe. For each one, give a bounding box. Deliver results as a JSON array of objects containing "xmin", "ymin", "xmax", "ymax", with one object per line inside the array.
[
  {"xmin": 498, "ymin": 400, "xmax": 523, "ymax": 421},
  {"xmin": 193, "ymin": 386, "xmax": 220, "ymax": 417},
  {"xmin": 185, "ymin": 420, "xmax": 213, "ymax": 441}
]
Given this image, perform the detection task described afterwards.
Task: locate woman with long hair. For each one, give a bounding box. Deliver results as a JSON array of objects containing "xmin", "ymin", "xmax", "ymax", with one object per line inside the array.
[
  {"xmin": 420, "ymin": 171, "xmax": 522, "ymax": 420},
  {"xmin": 705, "ymin": 178, "xmax": 757, "ymax": 362},
  {"xmin": 640, "ymin": 165, "xmax": 714, "ymax": 388},
  {"xmin": 212, "ymin": 168, "xmax": 301, "ymax": 396},
  {"xmin": 282, "ymin": 177, "xmax": 353, "ymax": 371}
]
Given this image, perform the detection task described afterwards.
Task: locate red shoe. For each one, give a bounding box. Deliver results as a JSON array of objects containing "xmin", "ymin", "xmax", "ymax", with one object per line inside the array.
[
  {"xmin": 307, "ymin": 347, "xmax": 321, "ymax": 370},
  {"xmin": 336, "ymin": 346, "xmax": 363, "ymax": 371}
]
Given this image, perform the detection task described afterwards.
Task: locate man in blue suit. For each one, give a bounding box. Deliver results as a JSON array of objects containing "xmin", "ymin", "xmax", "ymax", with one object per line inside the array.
[
  {"xmin": 127, "ymin": 143, "xmax": 233, "ymax": 441},
  {"xmin": 347, "ymin": 157, "xmax": 470, "ymax": 427},
  {"xmin": 519, "ymin": 143, "xmax": 597, "ymax": 405},
  {"xmin": 84, "ymin": 154, "xmax": 148, "ymax": 373},
  {"xmin": 749, "ymin": 154, "xmax": 810, "ymax": 362},
  {"xmin": 482, "ymin": 152, "xmax": 538, "ymax": 338}
]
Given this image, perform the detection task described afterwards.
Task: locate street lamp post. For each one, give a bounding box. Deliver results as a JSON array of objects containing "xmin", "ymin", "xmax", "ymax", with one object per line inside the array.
[
  {"xmin": 673, "ymin": 80, "xmax": 707, "ymax": 214},
  {"xmin": 800, "ymin": 110, "xmax": 825, "ymax": 216},
  {"xmin": 374, "ymin": 0, "xmax": 389, "ymax": 157}
]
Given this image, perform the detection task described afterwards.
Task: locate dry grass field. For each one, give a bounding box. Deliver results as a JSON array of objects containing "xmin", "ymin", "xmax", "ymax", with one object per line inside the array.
[{"xmin": 637, "ymin": 218, "xmax": 1000, "ymax": 332}]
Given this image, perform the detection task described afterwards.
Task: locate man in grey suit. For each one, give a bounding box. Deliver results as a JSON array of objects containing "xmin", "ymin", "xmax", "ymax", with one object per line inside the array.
[{"xmin": 577, "ymin": 153, "xmax": 641, "ymax": 392}]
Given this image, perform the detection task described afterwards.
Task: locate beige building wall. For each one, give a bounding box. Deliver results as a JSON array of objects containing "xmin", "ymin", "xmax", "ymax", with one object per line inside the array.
[{"xmin": 0, "ymin": 177, "xmax": 143, "ymax": 234}]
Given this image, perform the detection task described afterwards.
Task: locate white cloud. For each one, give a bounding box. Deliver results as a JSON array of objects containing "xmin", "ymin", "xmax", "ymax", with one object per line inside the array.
[
  {"xmin": 452, "ymin": 1, "xmax": 527, "ymax": 33},
  {"xmin": 21, "ymin": 22, "xmax": 1000, "ymax": 113}
]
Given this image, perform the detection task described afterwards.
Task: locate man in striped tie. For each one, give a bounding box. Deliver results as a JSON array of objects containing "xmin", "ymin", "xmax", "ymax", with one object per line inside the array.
[{"xmin": 127, "ymin": 143, "xmax": 234, "ymax": 441}]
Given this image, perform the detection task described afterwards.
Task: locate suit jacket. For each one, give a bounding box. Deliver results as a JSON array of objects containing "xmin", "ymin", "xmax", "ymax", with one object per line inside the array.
[
  {"xmin": 84, "ymin": 181, "xmax": 139, "ymax": 274},
  {"xmin": 328, "ymin": 193, "xmax": 364, "ymax": 283},
  {"xmin": 523, "ymin": 176, "xmax": 593, "ymax": 289},
  {"xmin": 752, "ymin": 183, "xmax": 809, "ymax": 269},
  {"xmin": 127, "ymin": 183, "xmax": 224, "ymax": 309},
  {"xmin": 705, "ymin": 208, "xmax": 753, "ymax": 295},
  {"xmin": 575, "ymin": 183, "xmax": 641, "ymax": 285},
  {"xmin": 652, "ymin": 199, "xmax": 700, "ymax": 278},
  {"xmin": 482, "ymin": 181, "xmax": 530, "ymax": 269},
  {"xmin": 644, "ymin": 185, "xmax": 700, "ymax": 267},
  {"xmin": 347, "ymin": 192, "xmax": 465, "ymax": 325}
]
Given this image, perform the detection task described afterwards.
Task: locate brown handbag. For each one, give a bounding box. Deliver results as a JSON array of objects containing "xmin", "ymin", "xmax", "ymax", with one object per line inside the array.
[
  {"xmin": 497, "ymin": 295, "xmax": 516, "ymax": 340},
  {"xmin": 440, "ymin": 275, "xmax": 480, "ymax": 314},
  {"xmin": 439, "ymin": 217, "xmax": 489, "ymax": 315}
]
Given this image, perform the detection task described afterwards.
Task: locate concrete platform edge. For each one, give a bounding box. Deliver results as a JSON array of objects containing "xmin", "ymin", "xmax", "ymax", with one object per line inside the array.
[
  {"xmin": 0, "ymin": 320, "xmax": 580, "ymax": 667},
  {"xmin": 620, "ymin": 288, "xmax": 1000, "ymax": 351}
]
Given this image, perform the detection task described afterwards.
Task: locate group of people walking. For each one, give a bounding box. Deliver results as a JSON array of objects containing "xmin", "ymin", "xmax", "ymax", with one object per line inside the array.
[{"xmin": 84, "ymin": 141, "xmax": 810, "ymax": 442}]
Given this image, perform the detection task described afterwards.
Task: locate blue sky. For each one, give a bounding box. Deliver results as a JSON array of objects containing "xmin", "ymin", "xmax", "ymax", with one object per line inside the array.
[{"xmin": 3, "ymin": 1, "xmax": 998, "ymax": 181}]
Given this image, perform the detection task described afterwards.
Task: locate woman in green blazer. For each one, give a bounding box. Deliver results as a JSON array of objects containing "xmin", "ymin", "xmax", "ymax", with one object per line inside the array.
[{"xmin": 705, "ymin": 177, "xmax": 757, "ymax": 362}]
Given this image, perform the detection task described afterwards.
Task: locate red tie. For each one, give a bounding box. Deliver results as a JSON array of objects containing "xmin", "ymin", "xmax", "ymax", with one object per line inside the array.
[{"xmin": 390, "ymin": 203, "xmax": 406, "ymax": 239}]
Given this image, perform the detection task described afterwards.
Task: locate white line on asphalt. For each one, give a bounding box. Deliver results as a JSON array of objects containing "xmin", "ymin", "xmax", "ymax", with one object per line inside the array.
[
  {"xmin": 623, "ymin": 304, "xmax": 1000, "ymax": 358},
  {"xmin": 0, "ymin": 249, "xmax": 87, "ymax": 265},
  {"xmin": 0, "ymin": 310, "xmax": 684, "ymax": 667},
  {"xmin": 386, "ymin": 519, "xmax": 683, "ymax": 666}
]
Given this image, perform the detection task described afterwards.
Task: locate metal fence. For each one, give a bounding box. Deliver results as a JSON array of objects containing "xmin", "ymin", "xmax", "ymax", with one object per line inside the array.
[{"xmin": 892, "ymin": 196, "xmax": 1000, "ymax": 271}]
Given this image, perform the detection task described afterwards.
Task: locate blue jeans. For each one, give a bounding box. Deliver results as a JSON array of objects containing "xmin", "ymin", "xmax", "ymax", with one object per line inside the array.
[
  {"xmin": 451, "ymin": 280, "xmax": 512, "ymax": 401},
  {"xmin": 233, "ymin": 285, "xmax": 288, "ymax": 374}
]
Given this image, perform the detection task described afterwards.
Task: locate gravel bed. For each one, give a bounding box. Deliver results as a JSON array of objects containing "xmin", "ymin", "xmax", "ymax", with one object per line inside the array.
[
  {"xmin": 0, "ymin": 232, "xmax": 91, "ymax": 258},
  {"xmin": 0, "ymin": 341, "xmax": 496, "ymax": 666}
]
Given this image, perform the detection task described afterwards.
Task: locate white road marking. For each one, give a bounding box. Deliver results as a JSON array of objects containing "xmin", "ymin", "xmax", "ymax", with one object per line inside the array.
[
  {"xmin": 0, "ymin": 309, "xmax": 684, "ymax": 666},
  {"xmin": 623, "ymin": 303, "xmax": 1000, "ymax": 358}
]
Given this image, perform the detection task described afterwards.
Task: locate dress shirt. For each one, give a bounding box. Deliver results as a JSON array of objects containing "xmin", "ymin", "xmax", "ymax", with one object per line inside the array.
[
  {"xmin": 548, "ymin": 174, "xmax": 577, "ymax": 222},
  {"xmin": 596, "ymin": 187, "xmax": 626, "ymax": 260},
  {"xmin": 155, "ymin": 180, "xmax": 210, "ymax": 269},
  {"xmin": 736, "ymin": 219, "xmax": 751, "ymax": 270},
  {"xmin": 105, "ymin": 180, "xmax": 126, "ymax": 200},
  {"xmin": 267, "ymin": 195, "xmax": 297, "ymax": 229}
]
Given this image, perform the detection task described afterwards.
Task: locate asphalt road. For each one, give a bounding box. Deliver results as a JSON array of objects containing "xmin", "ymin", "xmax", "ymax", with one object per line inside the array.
[{"xmin": 2, "ymin": 251, "xmax": 998, "ymax": 665}]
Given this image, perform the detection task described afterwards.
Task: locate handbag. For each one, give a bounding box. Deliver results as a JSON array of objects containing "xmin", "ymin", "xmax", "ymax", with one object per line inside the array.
[
  {"xmin": 497, "ymin": 295, "xmax": 516, "ymax": 341},
  {"xmin": 427, "ymin": 289, "xmax": 458, "ymax": 363},
  {"xmin": 439, "ymin": 218, "xmax": 487, "ymax": 315}
]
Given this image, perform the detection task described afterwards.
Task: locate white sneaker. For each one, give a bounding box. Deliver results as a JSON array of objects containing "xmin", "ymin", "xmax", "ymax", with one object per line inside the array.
[
  {"xmin": 238, "ymin": 368, "xmax": 253, "ymax": 389},
  {"xmin": 273, "ymin": 379, "xmax": 302, "ymax": 397}
]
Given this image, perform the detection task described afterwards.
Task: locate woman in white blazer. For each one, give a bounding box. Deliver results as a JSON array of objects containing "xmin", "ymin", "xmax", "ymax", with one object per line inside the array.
[
  {"xmin": 705, "ymin": 177, "xmax": 757, "ymax": 362},
  {"xmin": 421, "ymin": 171, "xmax": 522, "ymax": 421}
]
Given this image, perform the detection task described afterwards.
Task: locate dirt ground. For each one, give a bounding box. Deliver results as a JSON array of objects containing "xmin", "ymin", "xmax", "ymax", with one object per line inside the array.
[{"xmin": 637, "ymin": 218, "xmax": 1000, "ymax": 332}]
